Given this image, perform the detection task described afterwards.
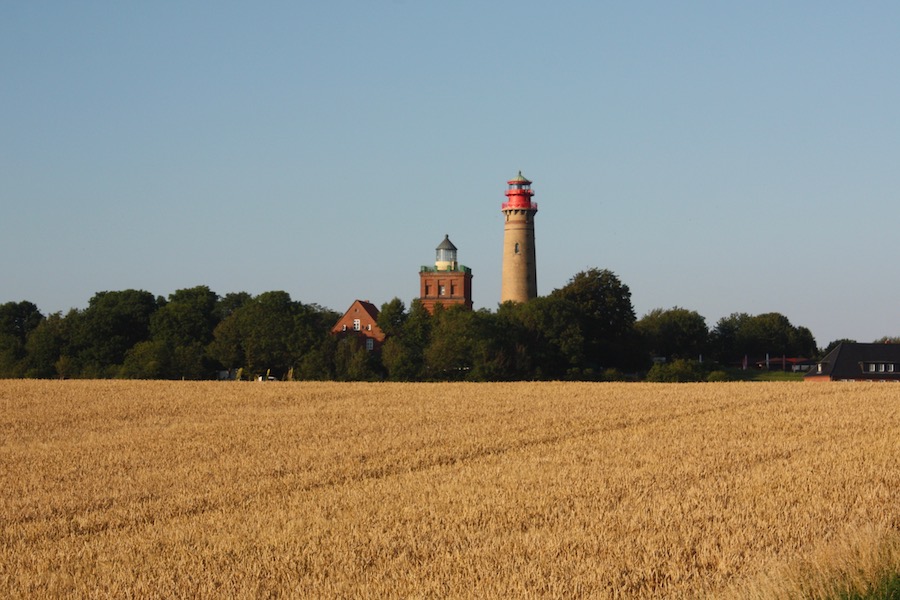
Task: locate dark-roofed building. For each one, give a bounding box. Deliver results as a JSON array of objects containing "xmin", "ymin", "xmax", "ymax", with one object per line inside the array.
[{"xmin": 805, "ymin": 342, "xmax": 900, "ymax": 382}]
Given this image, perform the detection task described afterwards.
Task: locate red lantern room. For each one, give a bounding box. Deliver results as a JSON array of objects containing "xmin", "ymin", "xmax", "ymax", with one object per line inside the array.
[{"xmin": 502, "ymin": 171, "xmax": 538, "ymax": 211}]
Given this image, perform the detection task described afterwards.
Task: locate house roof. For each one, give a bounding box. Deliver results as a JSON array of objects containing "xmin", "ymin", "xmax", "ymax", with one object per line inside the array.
[
  {"xmin": 331, "ymin": 299, "xmax": 384, "ymax": 337},
  {"xmin": 806, "ymin": 342, "xmax": 900, "ymax": 380},
  {"xmin": 353, "ymin": 299, "xmax": 380, "ymax": 321}
]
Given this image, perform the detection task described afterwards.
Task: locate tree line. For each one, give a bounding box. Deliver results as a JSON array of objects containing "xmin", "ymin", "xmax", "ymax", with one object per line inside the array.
[{"xmin": 0, "ymin": 268, "xmax": 842, "ymax": 381}]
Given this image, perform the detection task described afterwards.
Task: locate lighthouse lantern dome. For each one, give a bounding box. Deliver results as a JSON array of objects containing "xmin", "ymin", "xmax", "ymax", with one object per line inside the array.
[{"xmin": 435, "ymin": 234, "xmax": 458, "ymax": 270}]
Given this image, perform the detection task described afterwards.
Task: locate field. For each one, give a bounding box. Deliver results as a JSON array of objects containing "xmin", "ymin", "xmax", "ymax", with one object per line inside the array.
[{"xmin": 1, "ymin": 381, "xmax": 898, "ymax": 599}]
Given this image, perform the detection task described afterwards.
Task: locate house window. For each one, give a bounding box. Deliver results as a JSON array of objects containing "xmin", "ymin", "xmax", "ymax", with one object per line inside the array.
[
  {"xmin": 817, "ymin": 364, "xmax": 823, "ymax": 373},
  {"xmin": 439, "ymin": 285, "xmax": 446, "ymax": 296},
  {"xmin": 366, "ymin": 324, "xmax": 372, "ymax": 331},
  {"xmin": 878, "ymin": 363, "xmax": 886, "ymax": 372},
  {"xmin": 868, "ymin": 363, "xmax": 876, "ymax": 372},
  {"xmin": 353, "ymin": 319, "xmax": 361, "ymax": 331},
  {"xmin": 366, "ymin": 338, "xmax": 374, "ymax": 351},
  {"xmin": 889, "ymin": 364, "xmax": 895, "ymax": 373}
]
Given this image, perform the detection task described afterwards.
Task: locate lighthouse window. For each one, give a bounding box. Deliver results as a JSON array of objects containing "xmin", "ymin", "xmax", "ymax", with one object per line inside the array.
[{"xmin": 514, "ymin": 242, "xmax": 520, "ymax": 254}]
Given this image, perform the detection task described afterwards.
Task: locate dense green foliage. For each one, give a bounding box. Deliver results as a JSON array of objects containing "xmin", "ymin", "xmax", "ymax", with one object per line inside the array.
[
  {"xmin": 836, "ymin": 572, "xmax": 900, "ymax": 600},
  {"xmin": 0, "ymin": 268, "xmax": 843, "ymax": 381}
]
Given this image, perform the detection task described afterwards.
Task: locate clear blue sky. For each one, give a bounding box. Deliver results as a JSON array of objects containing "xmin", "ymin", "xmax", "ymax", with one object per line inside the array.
[{"xmin": 3, "ymin": 2, "xmax": 899, "ymax": 347}]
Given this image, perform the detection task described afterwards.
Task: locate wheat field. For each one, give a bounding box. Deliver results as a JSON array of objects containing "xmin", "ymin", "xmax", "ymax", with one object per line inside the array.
[{"xmin": 1, "ymin": 380, "xmax": 898, "ymax": 599}]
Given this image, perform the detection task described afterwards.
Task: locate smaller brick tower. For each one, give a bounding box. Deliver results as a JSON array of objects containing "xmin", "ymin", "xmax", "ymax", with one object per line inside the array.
[
  {"xmin": 501, "ymin": 171, "xmax": 538, "ymax": 303},
  {"xmin": 419, "ymin": 235, "xmax": 473, "ymax": 314}
]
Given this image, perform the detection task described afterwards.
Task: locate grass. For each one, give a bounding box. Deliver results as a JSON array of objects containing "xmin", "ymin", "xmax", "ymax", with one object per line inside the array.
[{"xmin": 1, "ymin": 380, "xmax": 897, "ymax": 598}]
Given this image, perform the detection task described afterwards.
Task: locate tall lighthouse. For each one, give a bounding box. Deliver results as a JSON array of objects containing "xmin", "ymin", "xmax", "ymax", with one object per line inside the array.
[{"xmin": 501, "ymin": 171, "xmax": 538, "ymax": 303}]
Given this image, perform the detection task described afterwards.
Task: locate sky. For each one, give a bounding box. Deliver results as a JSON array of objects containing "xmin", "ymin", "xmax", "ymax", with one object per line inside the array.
[{"xmin": 2, "ymin": 1, "xmax": 899, "ymax": 347}]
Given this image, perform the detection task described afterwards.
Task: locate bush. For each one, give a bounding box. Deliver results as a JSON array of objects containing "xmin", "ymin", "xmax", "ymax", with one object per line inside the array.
[
  {"xmin": 645, "ymin": 359, "xmax": 707, "ymax": 382},
  {"xmin": 602, "ymin": 368, "xmax": 626, "ymax": 381},
  {"xmin": 706, "ymin": 370, "xmax": 730, "ymax": 382}
]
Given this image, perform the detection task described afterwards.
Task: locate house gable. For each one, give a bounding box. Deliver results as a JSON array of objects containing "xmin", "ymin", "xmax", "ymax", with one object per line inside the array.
[{"xmin": 331, "ymin": 300, "xmax": 386, "ymax": 350}]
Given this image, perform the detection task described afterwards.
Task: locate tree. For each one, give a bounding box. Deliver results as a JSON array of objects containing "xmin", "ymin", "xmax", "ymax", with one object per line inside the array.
[
  {"xmin": 214, "ymin": 292, "xmax": 252, "ymax": 321},
  {"xmin": 789, "ymin": 326, "xmax": 817, "ymax": 358},
  {"xmin": 466, "ymin": 308, "xmax": 535, "ymax": 381},
  {"xmin": 381, "ymin": 299, "xmax": 430, "ymax": 381},
  {"xmin": 424, "ymin": 304, "xmax": 475, "ymax": 380},
  {"xmin": 146, "ymin": 286, "xmax": 220, "ymax": 378},
  {"xmin": 0, "ymin": 301, "xmax": 43, "ymax": 343},
  {"xmin": 503, "ymin": 296, "xmax": 583, "ymax": 379},
  {"xmin": 636, "ymin": 307, "xmax": 709, "ymax": 361},
  {"xmin": 120, "ymin": 340, "xmax": 171, "ymax": 379},
  {"xmin": 24, "ymin": 312, "xmax": 70, "ymax": 378},
  {"xmin": 207, "ymin": 310, "xmax": 245, "ymax": 373},
  {"xmin": 710, "ymin": 312, "xmax": 818, "ymax": 366},
  {"xmin": 0, "ymin": 301, "xmax": 44, "ymax": 377},
  {"xmin": 295, "ymin": 334, "xmax": 337, "ymax": 380},
  {"xmin": 709, "ymin": 312, "xmax": 750, "ymax": 365},
  {"xmin": 551, "ymin": 268, "xmax": 643, "ymax": 373},
  {"xmin": 207, "ymin": 291, "xmax": 337, "ymax": 379},
  {"xmin": 208, "ymin": 291, "xmax": 297, "ymax": 378},
  {"xmin": 377, "ymin": 298, "xmax": 408, "ymax": 338},
  {"xmin": 333, "ymin": 336, "xmax": 380, "ymax": 381},
  {"xmin": 70, "ymin": 290, "xmax": 159, "ymax": 377}
]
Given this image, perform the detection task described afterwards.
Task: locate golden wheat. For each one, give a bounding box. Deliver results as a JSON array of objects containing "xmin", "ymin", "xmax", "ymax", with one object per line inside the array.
[{"xmin": 1, "ymin": 380, "xmax": 897, "ymax": 599}]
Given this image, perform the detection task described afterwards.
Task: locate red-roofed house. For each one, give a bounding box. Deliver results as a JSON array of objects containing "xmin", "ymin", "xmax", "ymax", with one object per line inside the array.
[{"xmin": 331, "ymin": 299, "xmax": 386, "ymax": 351}]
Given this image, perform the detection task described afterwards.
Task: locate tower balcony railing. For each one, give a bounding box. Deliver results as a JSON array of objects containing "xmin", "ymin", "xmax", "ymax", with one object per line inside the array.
[
  {"xmin": 501, "ymin": 201, "xmax": 538, "ymax": 211},
  {"xmin": 420, "ymin": 264, "xmax": 472, "ymax": 274}
]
